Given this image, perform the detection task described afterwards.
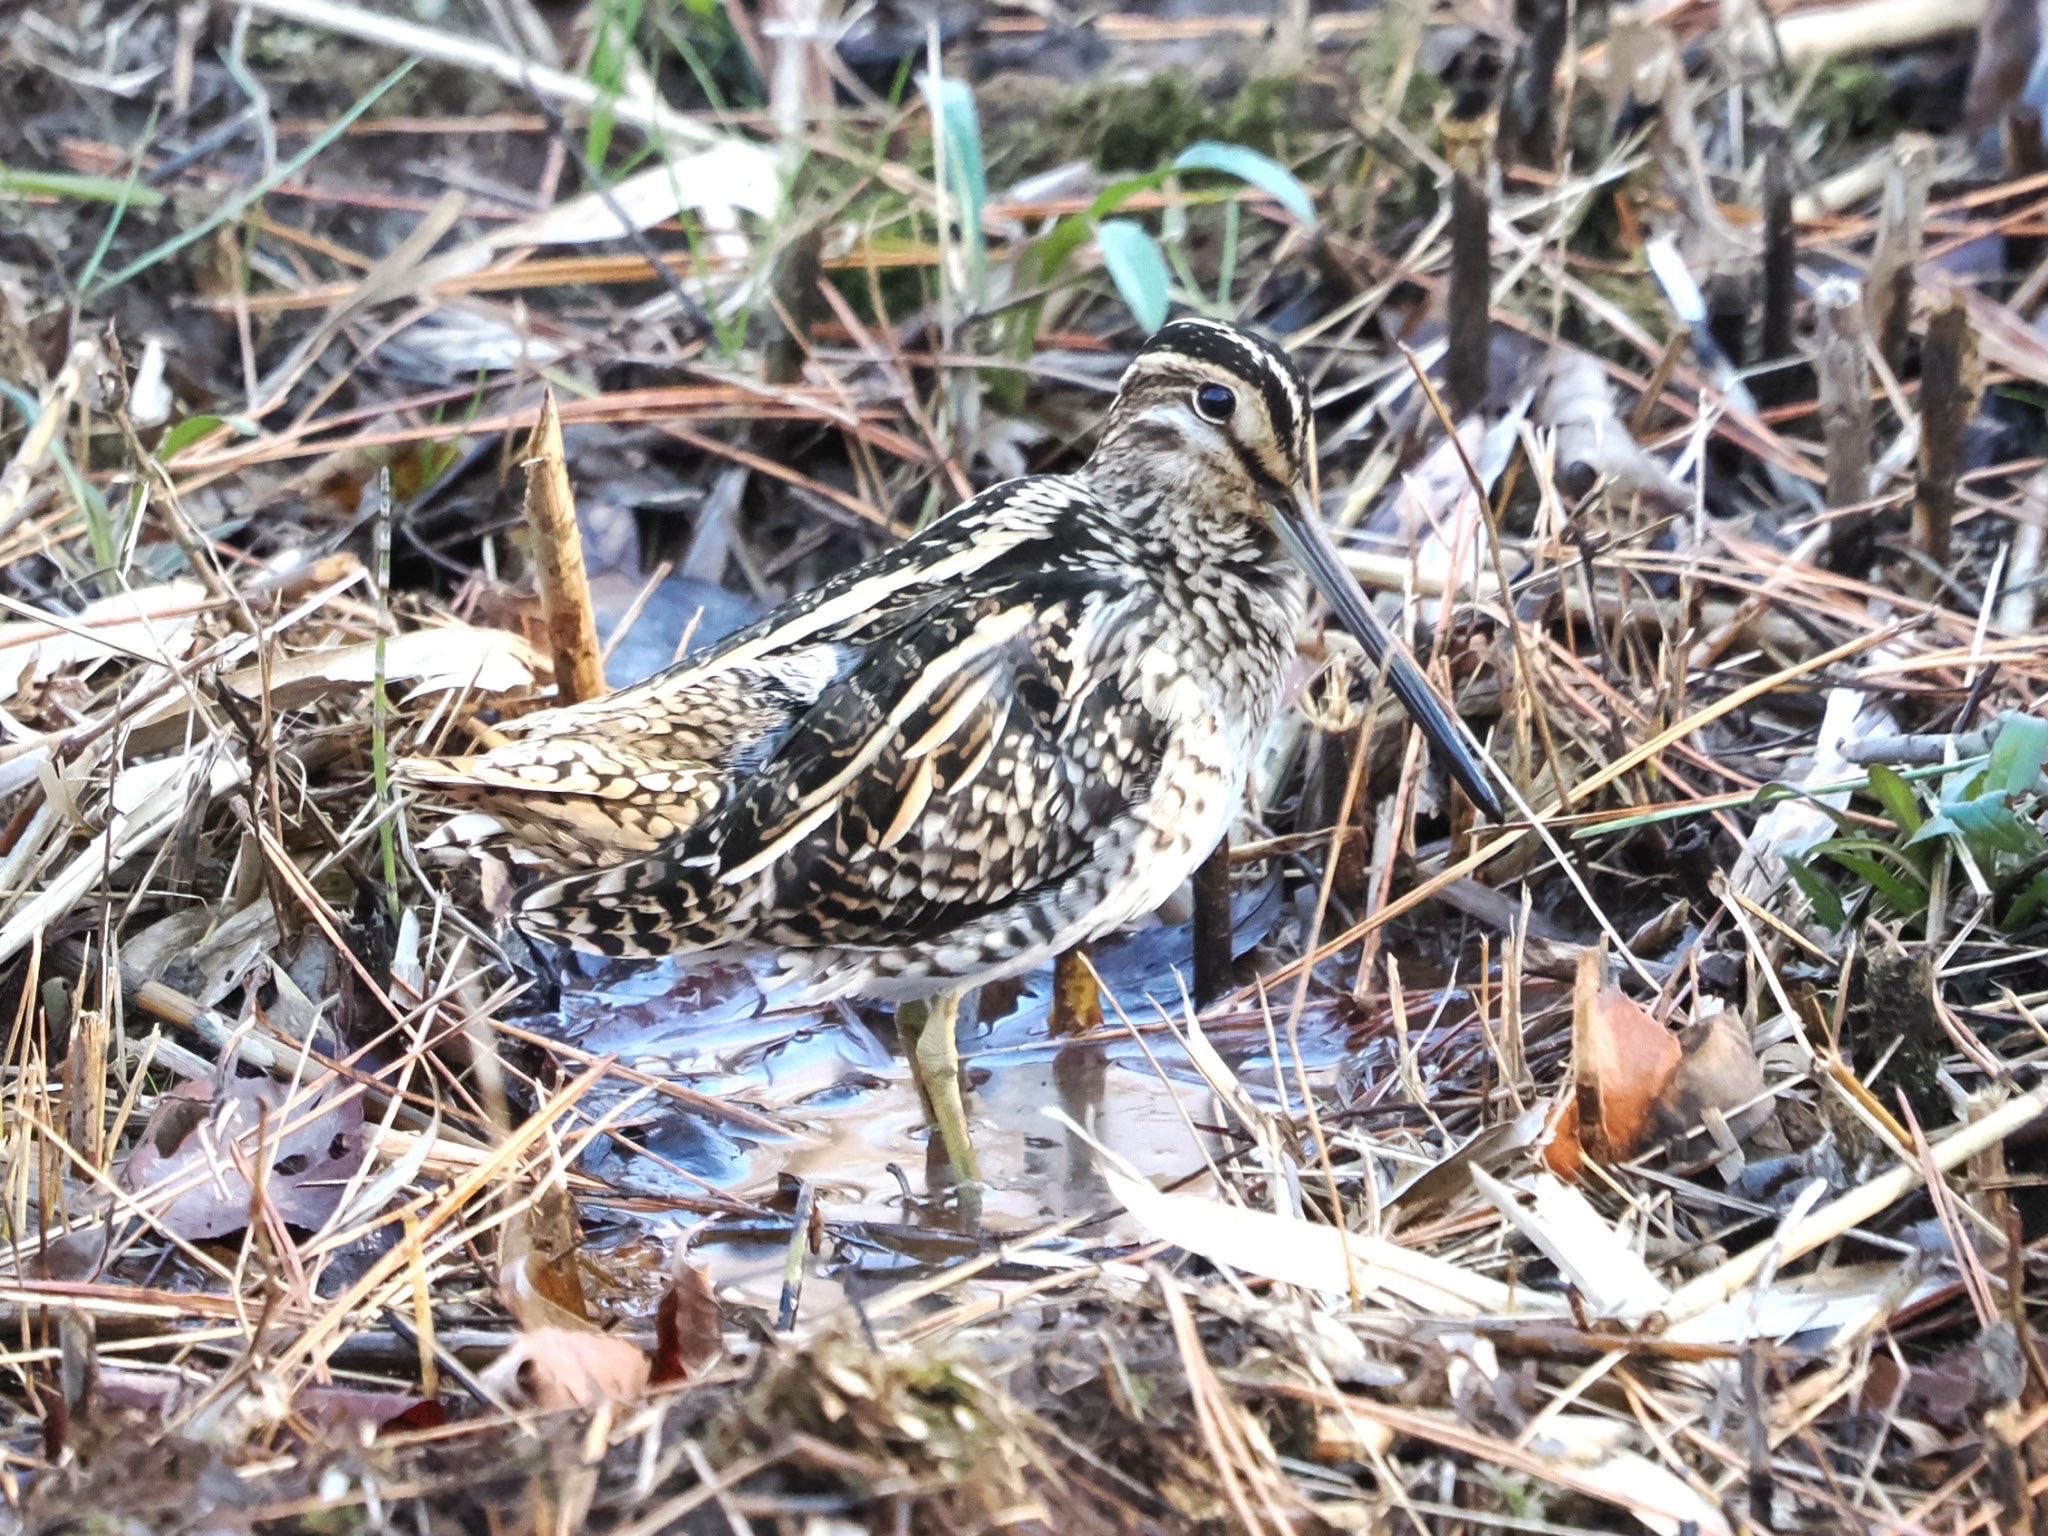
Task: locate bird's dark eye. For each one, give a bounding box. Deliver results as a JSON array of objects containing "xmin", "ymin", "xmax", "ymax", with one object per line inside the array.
[{"xmin": 1192, "ymin": 383, "xmax": 1236, "ymax": 423}]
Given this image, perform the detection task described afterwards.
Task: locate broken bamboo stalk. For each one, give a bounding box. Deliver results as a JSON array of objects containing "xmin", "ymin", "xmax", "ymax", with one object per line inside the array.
[
  {"xmin": 1914, "ymin": 292, "xmax": 1981, "ymax": 585},
  {"xmin": 1814, "ymin": 279, "xmax": 1873, "ymax": 514},
  {"xmin": 1867, "ymin": 135, "xmax": 1933, "ymax": 376},
  {"xmin": 1758, "ymin": 129, "xmax": 1798, "ymax": 403},
  {"xmin": 522, "ymin": 388, "xmax": 606, "ymax": 707},
  {"xmin": 1443, "ymin": 54, "xmax": 1501, "ymax": 417}
]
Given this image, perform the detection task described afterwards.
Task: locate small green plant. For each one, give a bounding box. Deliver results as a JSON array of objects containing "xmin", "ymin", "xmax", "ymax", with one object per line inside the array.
[
  {"xmin": 920, "ymin": 77, "xmax": 1315, "ymax": 337},
  {"xmin": 1030, "ymin": 139, "xmax": 1317, "ymax": 333},
  {"xmin": 1784, "ymin": 714, "xmax": 2048, "ymax": 933},
  {"xmin": 586, "ymin": 0, "xmax": 648, "ymax": 171}
]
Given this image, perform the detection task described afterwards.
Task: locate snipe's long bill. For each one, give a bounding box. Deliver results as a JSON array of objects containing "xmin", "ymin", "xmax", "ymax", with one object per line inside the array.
[
  {"xmin": 1266, "ymin": 476, "xmax": 1498, "ymax": 821},
  {"xmin": 406, "ymin": 317, "xmax": 1500, "ymax": 1196}
]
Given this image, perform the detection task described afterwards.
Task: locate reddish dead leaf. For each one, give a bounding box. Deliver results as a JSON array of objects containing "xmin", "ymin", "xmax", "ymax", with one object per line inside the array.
[
  {"xmin": 293, "ymin": 1385, "xmax": 448, "ymax": 1436},
  {"xmin": 95, "ymin": 1367, "xmax": 444, "ymax": 1439},
  {"xmin": 1543, "ymin": 951, "xmax": 1682, "ymax": 1178},
  {"xmin": 480, "ymin": 1326, "xmax": 650, "ymax": 1412},
  {"xmin": 123, "ymin": 1075, "xmax": 362, "ymax": 1239},
  {"xmin": 1858, "ymin": 1323, "xmax": 2029, "ymax": 1432},
  {"xmin": 1650, "ymin": 1011, "xmax": 1773, "ymax": 1152},
  {"xmin": 650, "ymin": 1261, "xmax": 722, "ymax": 1385},
  {"xmin": 1543, "ymin": 1098, "xmax": 1586, "ymax": 1180},
  {"xmin": 499, "ymin": 1178, "xmax": 591, "ymax": 1329}
]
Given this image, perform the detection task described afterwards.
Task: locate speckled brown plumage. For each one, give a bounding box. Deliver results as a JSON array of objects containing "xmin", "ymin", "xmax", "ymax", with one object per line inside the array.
[{"xmin": 410, "ymin": 319, "xmax": 1498, "ymax": 1006}]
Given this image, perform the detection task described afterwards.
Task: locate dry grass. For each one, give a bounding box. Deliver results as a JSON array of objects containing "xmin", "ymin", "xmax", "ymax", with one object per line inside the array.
[{"xmin": 3, "ymin": 1, "xmax": 2047, "ymax": 1532}]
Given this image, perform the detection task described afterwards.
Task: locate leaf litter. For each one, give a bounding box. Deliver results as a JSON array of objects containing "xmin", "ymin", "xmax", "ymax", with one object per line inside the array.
[{"xmin": 3, "ymin": 0, "xmax": 2048, "ymax": 1532}]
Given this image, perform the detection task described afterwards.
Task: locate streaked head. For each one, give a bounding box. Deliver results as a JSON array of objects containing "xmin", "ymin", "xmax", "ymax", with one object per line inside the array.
[
  {"xmin": 1097, "ymin": 318, "xmax": 1502, "ymax": 820},
  {"xmin": 1096, "ymin": 317, "xmax": 1312, "ymax": 506}
]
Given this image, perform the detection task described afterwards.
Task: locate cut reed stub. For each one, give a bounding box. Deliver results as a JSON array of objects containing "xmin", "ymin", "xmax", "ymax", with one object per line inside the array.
[{"xmin": 522, "ymin": 387, "xmax": 606, "ymax": 708}]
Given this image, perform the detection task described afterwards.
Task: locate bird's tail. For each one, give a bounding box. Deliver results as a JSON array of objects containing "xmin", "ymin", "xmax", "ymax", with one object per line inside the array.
[
  {"xmin": 515, "ymin": 845, "xmax": 741, "ymax": 959},
  {"xmin": 398, "ymin": 742, "xmax": 717, "ymax": 865}
]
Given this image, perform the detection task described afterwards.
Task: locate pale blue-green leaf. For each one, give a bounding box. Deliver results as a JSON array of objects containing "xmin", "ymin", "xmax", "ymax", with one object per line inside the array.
[
  {"xmin": 1172, "ymin": 140, "xmax": 1317, "ymax": 227},
  {"xmin": 1942, "ymin": 794, "xmax": 2045, "ymax": 858},
  {"xmin": 1094, "ymin": 219, "xmax": 1171, "ymax": 332},
  {"xmin": 1986, "ymin": 713, "xmax": 2048, "ymax": 797},
  {"xmin": 923, "ymin": 75, "xmax": 987, "ymax": 264}
]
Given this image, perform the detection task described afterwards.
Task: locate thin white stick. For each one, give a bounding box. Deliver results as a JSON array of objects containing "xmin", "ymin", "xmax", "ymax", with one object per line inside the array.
[
  {"xmin": 233, "ymin": 0, "xmax": 750, "ymax": 152},
  {"xmin": 1665, "ymin": 1076, "xmax": 2048, "ymax": 1323}
]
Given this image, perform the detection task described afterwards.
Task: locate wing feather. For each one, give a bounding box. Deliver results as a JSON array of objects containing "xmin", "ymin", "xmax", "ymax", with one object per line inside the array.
[
  {"xmin": 407, "ymin": 478, "xmax": 1077, "ymax": 862},
  {"xmin": 519, "ymin": 546, "xmax": 1161, "ymax": 959}
]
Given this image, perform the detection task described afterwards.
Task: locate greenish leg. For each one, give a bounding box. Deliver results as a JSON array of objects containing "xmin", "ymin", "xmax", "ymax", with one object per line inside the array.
[{"xmin": 900, "ymin": 990, "xmax": 981, "ymax": 1186}]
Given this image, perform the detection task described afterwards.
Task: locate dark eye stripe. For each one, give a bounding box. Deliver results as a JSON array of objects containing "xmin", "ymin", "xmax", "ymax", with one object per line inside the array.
[{"xmin": 1139, "ymin": 320, "xmax": 1304, "ymax": 459}]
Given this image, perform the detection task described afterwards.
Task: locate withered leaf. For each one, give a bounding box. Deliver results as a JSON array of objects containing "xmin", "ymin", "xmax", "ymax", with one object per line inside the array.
[{"xmin": 123, "ymin": 1075, "xmax": 363, "ymax": 1240}]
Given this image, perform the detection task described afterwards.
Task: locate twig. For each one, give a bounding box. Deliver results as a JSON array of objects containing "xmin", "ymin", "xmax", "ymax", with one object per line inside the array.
[
  {"xmin": 1840, "ymin": 710, "xmax": 2028, "ymax": 765},
  {"xmin": 1739, "ymin": 0, "xmax": 1989, "ymax": 71},
  {"xmin": 0, "ymin": 338, "xmax": 98, "ymax": 541}
]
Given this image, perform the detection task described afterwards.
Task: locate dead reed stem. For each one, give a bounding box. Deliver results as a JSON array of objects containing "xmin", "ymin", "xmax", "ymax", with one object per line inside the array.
[
  {"xmin": 522, "ymin": 388, "xmax": 606, "ymax": 707},
  {"xmin": 1915, "ymin": 291, "xmax": 1982, "ymax": 583}
]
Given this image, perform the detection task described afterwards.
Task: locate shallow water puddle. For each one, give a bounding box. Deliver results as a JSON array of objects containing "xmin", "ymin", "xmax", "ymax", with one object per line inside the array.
[{"xmin": 544, "ymin": 885, "xmax": 1374, "ymax": 1307}]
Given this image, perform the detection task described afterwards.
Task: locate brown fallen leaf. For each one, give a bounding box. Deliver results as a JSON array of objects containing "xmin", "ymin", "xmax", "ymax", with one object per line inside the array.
[
  {"xmin": 489, "ymin": 1176, "xmax": 684, "ymax": 1410},
  {"xmin": 499, "ymin": 1176, "xmax": 592, "ymax": 1329},
  {"xmin": 1544, "ymin": 950, "xmax": 1683, "ymax": 1179},
  {"xmin": 651, "ymin": 1260, "xmax": 722, "ymax": 1385},
  {"xmin": 480, "ymin": 1326, "xmax": 650, "ymax": 1413},
  {"xmin": 123, "ymin": 1075, "xmax": 363, "ymax": 1239},
  {"xmin": 1650, "ymin": 1011, "xmax": 1773, "ymax": 1153}
]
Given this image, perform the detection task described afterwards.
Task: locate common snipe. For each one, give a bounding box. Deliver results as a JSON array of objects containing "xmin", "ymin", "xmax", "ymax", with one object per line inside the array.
[{"xmin": 411, "ymin": 319, "xmax": 1499, "ymax": 1185}]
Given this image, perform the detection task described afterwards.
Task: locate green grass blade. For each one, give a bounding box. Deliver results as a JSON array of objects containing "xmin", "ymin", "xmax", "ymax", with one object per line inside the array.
[
  {"xmin": 87, "ymin": 59, "xmax": 415, "ymax": 298},
  {"xmin": 0, "ymin": 167, "xmax": 166, "ymax": 208}
]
